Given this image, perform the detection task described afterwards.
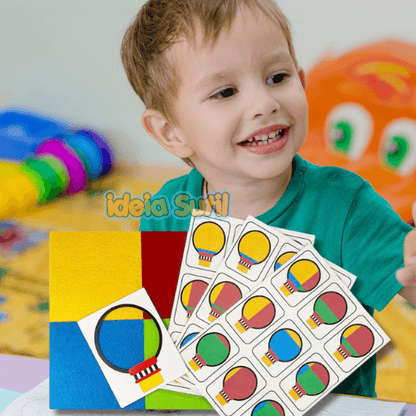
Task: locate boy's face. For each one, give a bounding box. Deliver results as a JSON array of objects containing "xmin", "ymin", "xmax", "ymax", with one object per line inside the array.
[{"xmin": 169, "ymin": 8, "xmax": 308, "ymax": 184}]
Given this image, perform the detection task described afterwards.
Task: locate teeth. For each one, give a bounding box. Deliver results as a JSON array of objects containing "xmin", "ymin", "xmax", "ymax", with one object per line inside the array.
[{"xmin": 240, "ymin": 128, "xmax": 287, "ymax": 147}]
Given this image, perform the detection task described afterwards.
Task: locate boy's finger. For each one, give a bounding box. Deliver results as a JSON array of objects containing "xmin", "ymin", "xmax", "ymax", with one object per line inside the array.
[
  {"xmin": 396, "ymin": 260, "xmax": 416, "ymax": 286},
  {"xmin": 403, "ymin": 227, "xmax": 416, "ymax": 264}
]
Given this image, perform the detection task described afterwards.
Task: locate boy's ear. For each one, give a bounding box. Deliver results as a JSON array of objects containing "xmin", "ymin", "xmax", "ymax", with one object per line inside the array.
[
  {"xmin": 141, "ymin": 109, "xmax": 195, "ymax": 158},
  {"xmin": 298, "ymin": 67, "xmax": 306, "ymax": 90}
]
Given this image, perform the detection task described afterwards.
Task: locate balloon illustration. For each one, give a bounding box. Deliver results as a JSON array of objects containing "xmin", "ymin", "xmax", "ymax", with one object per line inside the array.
[
  {"xmin": 333, "ymin": 324, "xmax": 374, "ymax": 362},
  {"xmin": 215, "ymin": 366, "xmax": 257, "ymax": 406},
  {"xmin": 180, "ymin": 332, "xmax": 198, "ymax": 348},
  {"xmin": 208, "ymin": 281, "xmax": 242, "ymax": 322},
  {"xmin": 280, "ymin": 260, "xmax": 321, "ymax": 297},
  {"xmin": 307, "ymin": 292, "xmax": 347, "ymax": 329},
  {"xmin": 262, "ymin": 328, "xmax": 302, "ymax": 367},
  {"xmin": 237, "ymin": 230, "xmax": 271, "ymax": 273},
  {"xmin": 192, "ymin": 222, "xmax": 226, "ymax": 267},
  {"xmin": 289, "ymin": 362, "xmax": 330, "ymax": 401},
  {"xmin": 274, "ymin": 251, "xmax": 297, "ymax": 271},
  {"xmin": 234, "ymin": 296, "xmax": 275, "ymax": 334},
  {"xmin": 94, "ymin": 304, "xmax": 164, "ymax": 392},
  {"xmin": 189, "ymin": 333, "xmax": 230, "ymax": 372},
  {"xmin": 181, "ymin": 280, "xmax": 208, "ymax": 320},
  {"xmin": 251, "ymin": 400, "xmax": 285, "ymax": 416}
]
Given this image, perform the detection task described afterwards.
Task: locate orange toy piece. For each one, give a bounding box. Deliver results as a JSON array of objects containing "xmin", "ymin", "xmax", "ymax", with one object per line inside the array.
[{"xmin": 299, "ymin": 39, "xmax": 416, "ymax": 222}]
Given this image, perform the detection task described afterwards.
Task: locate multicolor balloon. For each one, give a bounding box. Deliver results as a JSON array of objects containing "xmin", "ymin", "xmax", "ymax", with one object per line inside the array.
[
  {"xmin": 307, "ymin": 292, "xmax": 347, "ymax": 329},
  {"xmin": 188, "ymin": 332, "xmax": 230, "ymax": 372},
  {"xmin": 237, "ymin": 231, "xmax": 271, "ymax": 274},
  {"xmin": 262, "ymin": 328, "xmax": 302, "ymax": 367},
  {"xmin": 215, "ymin": 366, "xmax": 257, "ymax": 406},
  {"xmin": 280, "ymin": 260, "xmax": 321, "ymax": 297},
  {"xmin": 192, "ymin": 222, "xmax": 226, "ymax": 267},
  {"xmin": 181, "ymin": 280, "xmax": 208, "ymax": 320},
  {"xmin": 333, "ymin": 324, "xmax": 374, "ymax": 362},
  {"xmin": 208, "ymin": 281, "xmax": 242, "ymax": 322},
  {"xmin": 289, "ymin": 362, "xmax": 329, "ymax": 401},
  {"xmin": 234, "ymin": 296, "xmax": 275, "ymax": 334},
  {"xmin": 274, "ymin": 251, "xmax": 296, "ymax": 271},
  {"xmin": 251, "ymin": 400, "xmax": 285, "ymax": 416}
]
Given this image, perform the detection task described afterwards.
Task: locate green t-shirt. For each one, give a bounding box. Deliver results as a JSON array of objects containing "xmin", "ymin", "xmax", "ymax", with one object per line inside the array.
[{"xmin": 140, "ymin": 154, "xmax": 410, "ymax": 398}]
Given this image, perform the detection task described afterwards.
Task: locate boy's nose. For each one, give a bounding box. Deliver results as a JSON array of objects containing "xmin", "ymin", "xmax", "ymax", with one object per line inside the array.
[{"xmin": 249, "ymin": 85, "xmax": 281, "ymax": 119}]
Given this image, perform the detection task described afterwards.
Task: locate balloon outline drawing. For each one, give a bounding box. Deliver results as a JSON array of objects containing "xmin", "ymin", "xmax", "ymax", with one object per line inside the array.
[
  {"xmin": 333, "ymin": 324, "xmax": 375, "ymax": 362},
  {"xmin": 208, "ymin": 281, "xmax": 242, "ymax": 322},
  {"xmin": 262, "ymin": 328, "xmax": 303, "ymax": 367},
  {"xmin": 180, "ymin": 279, "xmax": 209, "ymax": 320},
  {"xmin": 215, "ymin": 366, "xmax": 258, "ymax": 406},
  {"xmin": 236, "ymin": 230, "xmax": 271, "ymax": 274},
  {"xmin": 188, "ymin": 332, "xmax": 231, "ymax": 372},
  {"xmin": 289, "ymin": 361, "xmax": 330, "ymax": 401},
  {"xmin": 192, "ymin": 222, "xmax": 226, "ymax": 268},
  {"xmin": 94, "ymin": 303, "xmax": 164, "ymax": 392},
  {"xmin": 306, "ymin": 291, "xmax": 348, "ymax": 329},
  {"xmin": 234, "ymin": 295, "xmax": 276, "ymax": 334},
  {"xmin": 280, "ymin": 259, "xmax": 321, "ymax": 297}
]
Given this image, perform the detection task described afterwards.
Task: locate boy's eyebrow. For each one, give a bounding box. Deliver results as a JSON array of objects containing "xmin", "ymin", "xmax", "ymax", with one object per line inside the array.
[
  {"xmin": 194, "ymin": 70, "xmax": 236, "ymax": 91},
  {"xmin": 263, "ymin": 52, "xmax": 293, "ymax": 67}
]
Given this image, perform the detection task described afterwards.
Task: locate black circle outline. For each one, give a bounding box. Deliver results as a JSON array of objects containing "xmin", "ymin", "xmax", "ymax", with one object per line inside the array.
[
  {"xmin": 94, "ymin": 303, "xmax": 162, "ymax": 373},
  {"xmin": 241, "ymin": 295, "xmax": 276, "ymax": 330},
  {"xmin": 237, "ymin": 230, "xmax": 271, "ymax": 266},
  {"xmin": 267, "ymin": 328, "xmax": 303, "ymax": 363},
  {"xmin": 195, "ymin": 332, "xmax": 231, "ymax": 367},
  {"xmin": 180, "ymin": 279, "xmax": 209, "ymax": 310},
  {"xmin": 287, "ymin": 259, "xmax": 321, "ymax": 293},
  {"xmin": 192, "ymin": 221, "xmax": 226, "ymax": 257},
  {"xmin": 313, "ymin": 291, "xmax": 347, "ymax": 325},
  {"xmin": 222, "ymin": 365, "xmax": 257, "ymax": 401},
  {"xmin": 295, "ymin": 361, "xmax": 329, "ymax": 396}
]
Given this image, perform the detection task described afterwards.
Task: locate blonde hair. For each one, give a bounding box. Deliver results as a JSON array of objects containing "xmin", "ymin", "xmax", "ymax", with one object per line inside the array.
[{"xmin": 121, "ymin": 0, "xmax": 297, "ymax": 166}]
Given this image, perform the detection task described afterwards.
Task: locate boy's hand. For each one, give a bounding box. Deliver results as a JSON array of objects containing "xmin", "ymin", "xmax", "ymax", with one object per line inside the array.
[
  {"xmin": 396, "ymin": 202, "xmax": 416, "ymax": 307},
  {"xmin": 396, "ymin": 202, "xmax": 416, "ymax": 286}
]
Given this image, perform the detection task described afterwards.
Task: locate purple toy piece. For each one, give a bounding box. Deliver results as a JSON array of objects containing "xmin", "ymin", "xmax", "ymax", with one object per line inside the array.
[{"xmin": 35, "ymin": 139, "xmax": 87, "ymax": 195}]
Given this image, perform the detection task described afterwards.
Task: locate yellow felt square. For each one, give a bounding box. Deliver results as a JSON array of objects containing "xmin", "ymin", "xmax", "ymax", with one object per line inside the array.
[{"xmin": 50, "ymin": 231, "xmax": 142, "ymax": 322}]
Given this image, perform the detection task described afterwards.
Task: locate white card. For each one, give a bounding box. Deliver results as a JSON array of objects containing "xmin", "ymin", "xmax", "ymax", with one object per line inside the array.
[
  {"xmin": 78, "ymin": 288, "xmax": 188, "ymax": 408},
  {"xmin": 180, "ymin": 245, "xmax": 390, "ymax": 416}
]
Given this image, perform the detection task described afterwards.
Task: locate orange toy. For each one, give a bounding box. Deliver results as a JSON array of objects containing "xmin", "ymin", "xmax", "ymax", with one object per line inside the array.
[{"xmin": 299, "ymin": 39, "xmax": 416, "ymax": 222}]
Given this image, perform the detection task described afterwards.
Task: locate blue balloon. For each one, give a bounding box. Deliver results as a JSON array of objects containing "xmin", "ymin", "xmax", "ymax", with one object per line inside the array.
[{"xmin": 268, "ymin": 329, "xmax": 302, "ymax": 362}]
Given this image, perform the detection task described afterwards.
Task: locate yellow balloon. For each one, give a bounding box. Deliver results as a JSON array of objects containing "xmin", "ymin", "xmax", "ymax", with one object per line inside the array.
[
  {"xmin": 238, "ymin": 231, "xmax": 270, "ymax": 263},
  {"xmin": 193, "ymin": 222, "xmax": 225, "ymax": 254}
]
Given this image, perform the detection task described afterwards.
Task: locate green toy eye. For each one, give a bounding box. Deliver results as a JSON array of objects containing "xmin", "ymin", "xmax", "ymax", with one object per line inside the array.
[
  {"xmin": 380, "ymin": 118, "xmax": 416, "ymax": 176},
  {"xmin": 325, "ymin": 103, "xmax": 373, "ymax": 161}
]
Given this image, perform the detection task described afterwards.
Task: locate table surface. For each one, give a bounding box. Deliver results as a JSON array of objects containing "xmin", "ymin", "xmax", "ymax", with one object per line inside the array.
[{"xmin": 1, "ymin": 354, "xmax": 415, "ymax": 416}]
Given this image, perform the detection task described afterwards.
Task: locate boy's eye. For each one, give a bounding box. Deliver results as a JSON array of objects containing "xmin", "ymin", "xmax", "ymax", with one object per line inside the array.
[
  {"xmin": 266, "ymin": 72, "xmax": 288, "ymax": 85},
  {"xmin": 210, "ymin": 87, "xmax": 237, "ymax": 99}
]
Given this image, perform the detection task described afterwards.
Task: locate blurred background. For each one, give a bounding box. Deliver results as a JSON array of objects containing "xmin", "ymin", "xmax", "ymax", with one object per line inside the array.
[
  {"xmin": 1, "ymin": 0, "xmax": 415, "ymax": 166},
  {"xmin": 0, "ymin": 0, "xmax": 415, "ymax": 406}
]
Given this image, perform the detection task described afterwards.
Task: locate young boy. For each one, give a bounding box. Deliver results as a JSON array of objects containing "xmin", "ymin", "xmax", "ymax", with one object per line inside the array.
[{"xmin": 122, "ymin": 0, "xmax": 416, "ymax": 400}]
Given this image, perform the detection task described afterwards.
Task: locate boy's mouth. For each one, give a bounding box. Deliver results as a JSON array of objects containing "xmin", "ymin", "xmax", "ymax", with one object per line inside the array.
[{"xmin": 238, "ymin": 127, "xmax": 289, "ymax": 147}]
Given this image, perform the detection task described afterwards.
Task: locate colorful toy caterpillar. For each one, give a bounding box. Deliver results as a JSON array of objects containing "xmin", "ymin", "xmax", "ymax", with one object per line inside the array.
[{"xmin": 0, "ymin": 130, "xmax": 114, "ymax": 220}]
